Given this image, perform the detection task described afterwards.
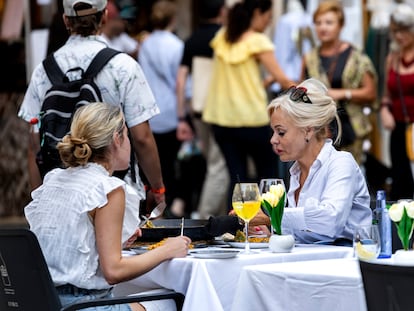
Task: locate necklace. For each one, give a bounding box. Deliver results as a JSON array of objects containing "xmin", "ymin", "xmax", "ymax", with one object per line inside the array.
[{"xmin": 401, "ymin": 56, "xmax": 414, "ymax": 68}]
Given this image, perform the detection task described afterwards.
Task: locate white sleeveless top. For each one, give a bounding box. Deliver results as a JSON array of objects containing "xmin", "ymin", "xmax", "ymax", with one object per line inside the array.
[{"xmin": 25, "ymin": 163, "xmax": 129, "ymax": 289}]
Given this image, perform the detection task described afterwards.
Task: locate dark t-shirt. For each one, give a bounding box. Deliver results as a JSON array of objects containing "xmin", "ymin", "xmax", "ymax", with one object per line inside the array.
[{"xmin": 180, "ymin": 23, "xmax": 221, "ymax": 70}]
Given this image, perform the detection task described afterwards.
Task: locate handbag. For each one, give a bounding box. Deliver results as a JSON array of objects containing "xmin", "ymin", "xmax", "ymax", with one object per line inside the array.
[{"xmin": 405, "ymin": 123, "xmax": 414, "ymax": 161}]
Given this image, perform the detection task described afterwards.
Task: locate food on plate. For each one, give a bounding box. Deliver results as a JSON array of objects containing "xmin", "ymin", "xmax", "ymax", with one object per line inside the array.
[
  {"xmin": 147, "ymin": 238, "xmax": 194, "ymax": 250},
  {"xmin": 141, "ymin": 219, "xmax": 155, "ymax": 228},
  {"xmin": 234, "ymin": 230, "xmax": 269, "ymax": 243},
  {"xmin": 221, "ymin": 232, "xmax": 235, "ymax": 242}
]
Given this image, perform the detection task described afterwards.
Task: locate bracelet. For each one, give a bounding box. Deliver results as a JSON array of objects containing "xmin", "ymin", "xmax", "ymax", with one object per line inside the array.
[
  {"xmin": 150, "ymin": 187, "xmax": 166, "ymax": 194},
  {"xmin": 380, "ymin": 98, "xmax": 391, "ymax": 107},
  {"xmin": 344, "ymin": 89, "xmax": 352, "ymax": 100}
]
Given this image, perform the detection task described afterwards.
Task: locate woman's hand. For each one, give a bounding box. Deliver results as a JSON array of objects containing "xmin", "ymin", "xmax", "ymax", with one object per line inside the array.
[
  {"xmin": 327, "ymin": 88, "xmax": 345, "ymax": 101},
  {"xmin": 250, "ymin": 225, "xmax": 271, "ymax": 236},
  {"xmin": 162, "ymin": 236, "xmax": 192, "ymax": 258},
  {"xmin": 380, "ymin": 106, "xmax": 395, "ymax": 130},
  {"xmin": 176, "ymin": 122, "xmax": 194, "ymax": 141},
  {"xmin": 122, "ymin": 228, "xmax": 142, "ymax": 249}
]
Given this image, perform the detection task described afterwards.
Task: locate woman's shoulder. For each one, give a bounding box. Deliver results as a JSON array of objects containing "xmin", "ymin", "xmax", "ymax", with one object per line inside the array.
[
  {"xmin": 53, "ymin": 164, "xmax": 125, "ymax": 192},
  {"xmin": 244, "ymin": 31, "xmax": 273, "ymax": 49},
  {"xmin": 320, "ymin": 142, "xmax": 357, "ymax": 166}
]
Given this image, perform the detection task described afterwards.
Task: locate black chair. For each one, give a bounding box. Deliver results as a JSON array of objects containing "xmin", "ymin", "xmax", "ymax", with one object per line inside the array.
[
  {"xmin": 359, "ymin": 260, "xmax": 414, "ymax": 311},
  {"xmin": 0, "ymin": 228, "xmax": 184, "ymax": 311}
]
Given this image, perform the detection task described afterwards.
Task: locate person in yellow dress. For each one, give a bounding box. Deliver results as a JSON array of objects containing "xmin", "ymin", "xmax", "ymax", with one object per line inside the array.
[{"xmin": 203, "ymin": 0, "xmax": 294, "ymax": 209}]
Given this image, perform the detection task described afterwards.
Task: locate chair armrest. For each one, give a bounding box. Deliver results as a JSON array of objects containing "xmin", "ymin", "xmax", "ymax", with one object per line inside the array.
[{"xmin": 61, "ymin": 290, "xmax": 184, "ymax": 311}]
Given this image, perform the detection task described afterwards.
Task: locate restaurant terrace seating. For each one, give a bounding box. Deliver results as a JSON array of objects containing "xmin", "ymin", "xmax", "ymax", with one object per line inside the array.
[{"xmin": 0, "ymin": 228, "xmax": 184, "ymax": 311}]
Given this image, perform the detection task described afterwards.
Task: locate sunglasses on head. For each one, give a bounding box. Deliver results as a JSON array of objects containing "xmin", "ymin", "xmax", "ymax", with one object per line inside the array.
[{"xmin": 284, "ymin": 86, "xmax": 312, "ymax": 104}]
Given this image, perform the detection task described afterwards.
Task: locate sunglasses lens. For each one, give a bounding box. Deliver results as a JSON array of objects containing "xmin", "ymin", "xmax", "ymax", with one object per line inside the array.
[
  {"xmin": 287, "ymin": 87, "xmax": 311, "ymax": 104},
  {"xmin": 291, "ymin": 88, "xmax": 305, "ymax": 101}
]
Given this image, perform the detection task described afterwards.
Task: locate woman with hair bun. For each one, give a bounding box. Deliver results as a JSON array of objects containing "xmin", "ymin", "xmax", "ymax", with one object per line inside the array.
[
  {"xmin": 24, "ymin": 102, "xmax": 191, "ymax": 311},
  {"xmin": 254, "ymin": 78, "xmax": 372, "ymax": 245}
]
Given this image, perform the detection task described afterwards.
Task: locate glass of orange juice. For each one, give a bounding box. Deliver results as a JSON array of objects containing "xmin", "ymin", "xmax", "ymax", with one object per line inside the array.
[{"xmin": 232, "ymin": 183, "xmax": 261, "ymax": 254}]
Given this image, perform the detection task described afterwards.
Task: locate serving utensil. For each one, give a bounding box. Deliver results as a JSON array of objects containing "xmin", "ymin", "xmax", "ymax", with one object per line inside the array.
[
  {"xmin": 149, "ymin": 202, "xmax": 167, "ymax": 219},
  {"xmin": 140, "ymin": 202, "xmax": 167, "ymax": 228}
]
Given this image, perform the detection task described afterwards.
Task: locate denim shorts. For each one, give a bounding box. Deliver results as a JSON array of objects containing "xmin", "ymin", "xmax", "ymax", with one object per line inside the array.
[{"xmin": 56, "ymin": 284, "xmax": 132, "ymax": 311}]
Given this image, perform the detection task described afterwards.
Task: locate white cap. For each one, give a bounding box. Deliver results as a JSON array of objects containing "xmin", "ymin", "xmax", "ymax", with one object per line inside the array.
[{"xmin": 63, "ymin": 0, "xmax": 107, "ymax": 17}]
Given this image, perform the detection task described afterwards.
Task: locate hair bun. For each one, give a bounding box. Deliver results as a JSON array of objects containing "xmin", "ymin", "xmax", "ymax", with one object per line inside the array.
[{"xmin": 71, "ymin": 137, "xmax": 91, "ymax": 160}]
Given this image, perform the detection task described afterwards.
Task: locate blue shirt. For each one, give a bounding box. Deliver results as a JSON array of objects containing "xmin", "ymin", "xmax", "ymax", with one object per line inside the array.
[
  {"xmin": 139, "ymin": 30, "xmax": 183, "ymax": 133},
  {"xmin": 282, "ymin": 140, "xmax": 372, "ymax": 243}
]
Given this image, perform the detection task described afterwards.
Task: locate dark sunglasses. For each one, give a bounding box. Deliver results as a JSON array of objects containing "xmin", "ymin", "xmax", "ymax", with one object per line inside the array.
[{"xmin": 284, "ymin": 86, "xmax": 312, "ymax": 104}]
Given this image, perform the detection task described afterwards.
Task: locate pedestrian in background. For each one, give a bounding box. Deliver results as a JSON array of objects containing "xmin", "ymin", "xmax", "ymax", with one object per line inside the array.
[{"xmin": 202, "ymin": 0, "xmax": 294, "ymax": 208}]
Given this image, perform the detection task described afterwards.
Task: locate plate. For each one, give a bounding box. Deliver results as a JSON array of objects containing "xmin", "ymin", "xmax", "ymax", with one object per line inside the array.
[
  {"xmin": 189, "ymin": 249, "xmax": 240, "ymax": 259},
  {"xmin": 227, "ymin": 242, "xmax": 269, "ymax": 249},
  {"xmin": 130, "ymin": 246, "xmax": 149, "ymax": 254}
]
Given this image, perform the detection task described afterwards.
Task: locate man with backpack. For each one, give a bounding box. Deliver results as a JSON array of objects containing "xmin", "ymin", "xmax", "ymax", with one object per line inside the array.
[{"xmin": 18, "ymin": 0, "xmax": 166, "ymax": 209}]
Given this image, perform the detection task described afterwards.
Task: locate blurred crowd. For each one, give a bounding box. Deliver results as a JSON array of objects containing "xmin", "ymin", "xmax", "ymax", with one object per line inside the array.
[{"xmin": 19, "ymin": 0, "xmax": 414, "ymax": 219}]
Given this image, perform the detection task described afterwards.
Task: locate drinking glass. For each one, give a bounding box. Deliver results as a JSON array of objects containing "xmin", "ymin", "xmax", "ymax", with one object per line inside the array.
[
  {"xmin": 232, "ymin": 183, "xmax": 261, "ymax": 254},
  {"xmin": 353, "ymin": 224, "xmax": 381, "ymax": 261},
  {"xmin": 259, "ymin": 178, "xmax": 286, "ymax": 234}
]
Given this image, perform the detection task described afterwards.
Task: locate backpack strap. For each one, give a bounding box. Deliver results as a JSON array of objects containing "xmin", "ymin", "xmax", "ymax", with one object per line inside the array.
[
  {"xmin": 84, "ymin": 47, "xmax": 121, "ymax": 78},
  {"xmin": 42, "ymin": 48, "xmax": 121, "ymax": 85},
  {"xmin": 42, "ymin": 54, "xmax": 66, "ymax": 85}
]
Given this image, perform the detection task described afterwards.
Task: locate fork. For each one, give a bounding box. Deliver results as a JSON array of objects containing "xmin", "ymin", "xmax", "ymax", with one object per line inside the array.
[
  {"xmin": 149, "ymin": 201, "xmax": 167, "ymax": 219},
  {"xmin": 140, "ymin": 202, "xmax": 167, "ymax": 227}
]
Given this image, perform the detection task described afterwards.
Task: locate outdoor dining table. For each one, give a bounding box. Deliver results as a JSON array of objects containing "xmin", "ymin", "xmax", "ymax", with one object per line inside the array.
[
  {"xmin": 231, "ymin": 257, "xmax": 367, "ymax": 311},
  {"xmin": 115, "ymin": 244, "xmax": 353, "ymax": 311}
]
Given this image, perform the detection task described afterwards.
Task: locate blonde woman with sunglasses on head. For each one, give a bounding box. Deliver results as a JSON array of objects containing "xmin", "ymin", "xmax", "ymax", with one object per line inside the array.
[{"xmin": 252, "ymin": 78, "xmax": 372, "ymax": 245}]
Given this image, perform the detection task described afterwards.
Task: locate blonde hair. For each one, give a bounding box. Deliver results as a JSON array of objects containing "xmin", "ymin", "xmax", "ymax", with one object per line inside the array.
[
  {"xmin": 313, "ymin": 0, "xmax": 345, "ymax": 27},
  {"xmin": 57, "ymin": 102, "xmax": 125, "ymax": 167},
  {"xmin": 268, "ymin": 78, "xmax": 341, "ymax": 144}
]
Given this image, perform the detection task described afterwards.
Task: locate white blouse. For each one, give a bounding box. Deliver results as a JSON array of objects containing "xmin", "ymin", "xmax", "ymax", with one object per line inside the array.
[
  {"xmin": 282, "ymin": 140, "xmax": 372, "ymax": 243},
  {"xmin": 25, "ymin": 163, "xmax": 132, "ymax": 289}
]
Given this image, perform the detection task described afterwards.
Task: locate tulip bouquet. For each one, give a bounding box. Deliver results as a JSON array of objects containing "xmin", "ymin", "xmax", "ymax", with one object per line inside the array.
[
  {"xmin": 388, "ymin": 200, "xmax": 414, "ymax": 250},
  {"xmin": 261, "ymin": 184, "xmax": 286, "ymax": 235}
]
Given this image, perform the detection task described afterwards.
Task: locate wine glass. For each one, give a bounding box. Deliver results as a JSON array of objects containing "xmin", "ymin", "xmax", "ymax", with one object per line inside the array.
[
  {"xmin": 259, "ymin": 179, "xmax": 286, "ymax": 234},
  {"xmin": 232, "ymin": 183, "xmax": 261, "ymax": 254},
  {"xmin": 353, "ymin": 224, "xmax": 381, "ymax": 261}
]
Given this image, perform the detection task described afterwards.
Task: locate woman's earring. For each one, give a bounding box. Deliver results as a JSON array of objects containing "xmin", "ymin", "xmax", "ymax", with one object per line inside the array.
[{"xmin": 305, "ymin": 137, "xmax": 309, "ymax": 143}]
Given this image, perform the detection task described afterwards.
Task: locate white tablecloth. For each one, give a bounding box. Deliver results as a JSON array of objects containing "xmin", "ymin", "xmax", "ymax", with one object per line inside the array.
[
  {"xmin": 231, "ymin": 257, "xmax": 367, "ymax": 311},
  {"xmin": 115, "ymin": 245, "xmax": 353, "ymax": 311}
]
